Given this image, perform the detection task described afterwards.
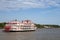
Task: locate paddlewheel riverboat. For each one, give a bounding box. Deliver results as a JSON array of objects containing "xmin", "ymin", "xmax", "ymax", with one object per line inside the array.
[{"xmin": 4, "ymin": 20, "xmax": 37, "ymax": 32}]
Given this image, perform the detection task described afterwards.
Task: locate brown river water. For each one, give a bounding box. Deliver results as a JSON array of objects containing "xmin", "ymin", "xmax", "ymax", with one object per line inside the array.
[{"xmin": 0, "ymin": 28, "xmax": 60, "ymax": 40}]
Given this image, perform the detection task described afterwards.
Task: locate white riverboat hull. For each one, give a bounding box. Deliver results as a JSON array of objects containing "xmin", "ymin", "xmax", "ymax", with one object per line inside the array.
[
  {"xmin": 4, "ymin": 20, "xmax": 37, "ymax": 32},
  {"xmin": 4, "ymin": 26, "xmax": 37, "ymax": 32}
]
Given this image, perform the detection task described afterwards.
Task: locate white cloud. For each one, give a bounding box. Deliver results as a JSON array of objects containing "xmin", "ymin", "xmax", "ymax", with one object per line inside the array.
[{"xmin": 0, "ymin": 0, "xmax": 60, "ymax": 10}]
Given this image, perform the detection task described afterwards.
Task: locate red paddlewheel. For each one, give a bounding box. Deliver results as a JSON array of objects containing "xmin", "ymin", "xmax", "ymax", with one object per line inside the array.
[{"xmin": 4, "ymin": 26, "xmax": 11, "ymax": 32}]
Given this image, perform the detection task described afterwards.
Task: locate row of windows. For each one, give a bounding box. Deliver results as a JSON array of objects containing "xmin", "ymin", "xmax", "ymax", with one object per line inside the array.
[
  {"xmin": 20, "ymin": 27, "xmax": 33, "ymax": 29},
  {"xmin": 20, "ymin": 27, "xmax": 32, "ymax": 29}
]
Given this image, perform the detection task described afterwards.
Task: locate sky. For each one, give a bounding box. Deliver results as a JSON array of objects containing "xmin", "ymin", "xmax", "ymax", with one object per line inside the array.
[{"xmin": 0, "ymin": 0, "xmax": 60, "ymax": 25}]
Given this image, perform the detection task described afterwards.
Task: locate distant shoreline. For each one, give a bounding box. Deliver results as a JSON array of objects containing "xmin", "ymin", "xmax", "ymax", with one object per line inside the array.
[
  {"xmin": 0, "ymin": 27, "xmax": 60, "ymax": 29},
  {"xmin": 0, "ymin": 22, "xmax": 60, "ymax": 29}
]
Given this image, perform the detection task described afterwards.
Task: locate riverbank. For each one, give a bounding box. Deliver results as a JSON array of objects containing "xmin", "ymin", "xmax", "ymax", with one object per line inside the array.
[{"xmin": 0, "ymin": 22, "xmax": 60, "ymax": 29}]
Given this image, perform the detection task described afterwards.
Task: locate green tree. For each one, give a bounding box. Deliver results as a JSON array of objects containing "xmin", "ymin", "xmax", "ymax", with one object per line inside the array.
[
  {"xmin": 35, "ymin": 24, "xmax": 44, "ymax": 28},
  {"xmin": 0, "ymin": 22, "xmax": 6, "ymax": 28}
]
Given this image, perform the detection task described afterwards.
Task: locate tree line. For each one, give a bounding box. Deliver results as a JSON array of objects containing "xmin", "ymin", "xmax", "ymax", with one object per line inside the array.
[
  {"xmin": 0, "ymin": 22, "xmax": 60, "ymax": 28},
  {"xmin": 0, "ymin": 22, "xmax": 6, "ymax": 28},
  {"xmin": 35, "ymin": 24, "xmax": 60, "ymax": 28}
]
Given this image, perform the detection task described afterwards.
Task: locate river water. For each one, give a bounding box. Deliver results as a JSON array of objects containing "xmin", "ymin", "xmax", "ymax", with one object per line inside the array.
[{"xmin": 0, "ymin": 28, "xmax": 60, "ymax": 40}]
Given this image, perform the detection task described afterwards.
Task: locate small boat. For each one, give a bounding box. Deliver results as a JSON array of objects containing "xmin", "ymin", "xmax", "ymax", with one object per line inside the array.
[{"xmin": 4, "ymin": 20, "xmax": 37, "ymax": 32}]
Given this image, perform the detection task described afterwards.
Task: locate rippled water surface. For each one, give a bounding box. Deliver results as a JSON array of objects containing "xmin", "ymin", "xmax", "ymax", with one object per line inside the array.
[{"xmin": 0, "ymin": 28, "xmax": 60, "ymax": 40}]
